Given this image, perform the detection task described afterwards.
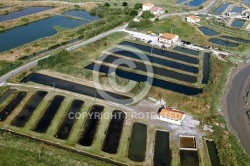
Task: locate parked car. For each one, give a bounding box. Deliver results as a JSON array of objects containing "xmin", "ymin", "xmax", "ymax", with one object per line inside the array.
[{"xmin": 147, "ymin": 40, "xmax": 152, "ymax": 43}]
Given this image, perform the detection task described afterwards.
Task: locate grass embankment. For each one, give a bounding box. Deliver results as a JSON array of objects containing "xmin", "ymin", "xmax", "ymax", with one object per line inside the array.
[
  {"xmin": 0, "ymin": 60, "xmax": 22, "ymax": 76},
  {"xmin": 0, "ymin": 86, "xmax": 9, "ymax": 96},
  {"xmin": 0, "ymin": 6, "xmax": 26, "ymax": 15},
  {"xmin": 0, "ymin": 131, "xmax": 114, "ymax": 166},
  {"xmin": 246, "ymin": 88, "xmax": 250, "ymax": 104}
]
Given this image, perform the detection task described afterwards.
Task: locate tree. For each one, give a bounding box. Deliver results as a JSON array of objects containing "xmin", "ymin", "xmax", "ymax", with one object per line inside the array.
[
  {"xmin": 134, "ymin": 3, "xmax": 142, "ymax": 10},
  {"xmin": 130, "ymin": 10, "xmax": 138, "ymax": 17},
  {"xmin": 104, "ymin": 2, "xmax": 110, "ymax": 7},
  {"xmin": 155, "ymin": 18, "xmax": 159, "ymax": 21},
  {"xmin": 124, "ymin": 7, "xmax": 132, "ymax": 15},
  {"xmin": 114, "ymin": 3, "xmax": 117, "ymax": 6},
  {"xmin": 199, "ymin": 5, "xmax": 203, "ymax": 9},
  {"xmin": 141, "ymin": 11, "xmax": 155, "ymax": 19},
  {"xmin": 165, "ymin": 9, "xmax": 168, "ymax": 13},
  {"xmin": 122, "ymin": 2, "xmax": 128, "ymax": 6}
]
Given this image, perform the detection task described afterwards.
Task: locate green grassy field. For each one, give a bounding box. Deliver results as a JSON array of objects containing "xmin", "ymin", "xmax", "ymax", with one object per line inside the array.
[
  {"xmin": 0, "ymin": 131, "xmax": 114, "ymax": 166},
  {"xmin": 131, "ymin": 16, "xmax": 208, "ymax": 45}
]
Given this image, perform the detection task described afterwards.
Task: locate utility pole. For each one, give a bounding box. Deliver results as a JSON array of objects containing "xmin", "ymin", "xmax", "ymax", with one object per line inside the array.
[{"xmin": 53, "ymin": 82, "xmax": 55, "ymax": 91}]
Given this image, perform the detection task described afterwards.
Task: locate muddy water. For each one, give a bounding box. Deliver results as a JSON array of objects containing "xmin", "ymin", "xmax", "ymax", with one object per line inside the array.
[
  {"xmin": 55, "ymin": 99, "xmax": 84, "ymax": 140},
  {"xmin": 102, "ymin": 110, "xmax": 125, "ymax": 154},
  {"xmin": 173, "ymin": 46, "xmax": 200, "ymax": 56},
  {"xmin": 86, "ymin": 63, "xmax": 203, "ymax": 95},
  {"xmin": 0, "ymin": 89, "xmax": 16, "ymax": 104},
  {"xmin": 22, "ymin": 73, "xmax": 133, "ymax": 104},
  {"xmin": 11, "ymin": 91, "xmax": 47, "ymax": 127},
  {"xmin": 110, "ymin": 47, "xmax": 199, "ymax": 73},
  {"xmin": 202, "ymin": 53, "xmax": 210, "ymax": 84},
  {"xmin": 119, "ymin": 41, "xmax": 199, "ymax": 64},
  {"xmin": 153, "ymin": 130, "xmax": 170, "ymax": 166},
  {"xmin": 0, "ymin": 91, "xmax": 27, "ymax": 121},
  {"xmin": 78, "ymin": 105, "xmax": 104, "ymax": 146},
  {"xmin": 208, "ymin": 38, "xmax": 239, "ymax": 47},
  {"xmin": 206, "ymin": 141, "xmax": 221, "ymax": 166},
  {"xmin": 128, "ymin": 122, "xmax": 147, "ymax": 162},
  {"xmin": 180, "ymin": 150, "xmax": 199, "ymax": 166},
  {"xmin": 33, "ymin": 95, "xmax": 64, "ymax": 133}
]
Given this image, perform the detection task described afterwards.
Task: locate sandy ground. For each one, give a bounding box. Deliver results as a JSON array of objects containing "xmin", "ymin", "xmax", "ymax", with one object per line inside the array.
[{"xmin": 222, "ymin": 61, "xmax": 250, "ymax": 155}]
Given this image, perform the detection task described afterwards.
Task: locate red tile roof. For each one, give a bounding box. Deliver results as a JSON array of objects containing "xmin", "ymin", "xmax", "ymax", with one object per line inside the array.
[
  {"xmin": 159, "ymin": 33, "xmax": 177, "ymax": 40},
  {"xmin": 150, "ymin": 7, "xmax": 161, "ymax": 12},
  {"xmin": 159, "ymin": 108, "xmax": 185, "ymax": 120},
  {"xmin": 188, "ymin": 15, "xmax": 200, "ymax": 21},
  {"xmin": 143, "ymin": 2, "xmax": 154, "ymax": 7}
]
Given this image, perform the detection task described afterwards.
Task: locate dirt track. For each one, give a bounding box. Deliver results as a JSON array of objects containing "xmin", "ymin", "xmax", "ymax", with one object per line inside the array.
[{"xmin": 222, "ymin": 62, "xmax": 250, "ymax": 155}]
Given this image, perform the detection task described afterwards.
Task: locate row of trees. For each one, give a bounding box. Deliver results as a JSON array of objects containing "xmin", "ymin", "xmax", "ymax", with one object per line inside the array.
[
  {"xmin": 104, "ymin": 2, "xmax": 143, "ymax": 10},
  {"xmin": 84, "ymin": 15, "xmax": 130, "ymax": 39},
  {"xmin": 75, "ymin": 6, "xmax": 136, "ymax": 39}
]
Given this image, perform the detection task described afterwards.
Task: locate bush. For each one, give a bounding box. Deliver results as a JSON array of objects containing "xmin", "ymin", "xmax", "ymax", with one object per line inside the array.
[
  {"xmin": 134, "ymin": 3, "xmax": 142, "ymax": 10},
  {"xmin": 0, "ymin": 25, "xmax": 5, "ymax": 31},
  {"xmin": 104, "ymin": 2, "xmax": 110, "ymax": 7},
  {"xmin": 114, "ymin": 3, "xmax": 117, "ymax": 6},
  {"xmin": 84, "ymin": 16, "xmax": 128, "ymax": 39},
  {"xmin": 124, "ymin": 7, "xmax": 132, "ymax": 15},
  {"xmin": 122, "ymin": 2, "xmax": 128, "ymax": 6},
  {"xmin": 141, "ymin": 10, "xmax": 155, "ymax": 19},
  {"xmin": 199, "ymin": 5, "xmax": 203, "ymax": 9},
  {"xmin": 165, "ymin": 9, "xmax": 168, "ymax": 13},
  {"xmin": 3, "ymin": 10, "xmax": 9, "ymax": 15},
  {"xmin": 20, "ymin": 17, "xmax": 29, "ymax": 23},
  {"xmin": 128, "ymin": 19, "xmax": 152, "ymax": 28},
  {"xmin": 155, "ymin": 18, "xmax": 159, "ymax": 21},
  {"xmin": 130, "ymin": 10, "xmax": 138, "ymax": 17},
  {"xmin": 38, "ymin": 50, "xmax": 69, "ymax": 69}
]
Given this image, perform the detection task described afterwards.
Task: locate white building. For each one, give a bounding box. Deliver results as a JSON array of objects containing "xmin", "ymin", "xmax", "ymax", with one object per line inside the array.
[
  {"xmin": 142, "ymin": 2, "xmax": 154, "ymax": 11},
  {"xmin": 159, "ymin": 107, "xmax": 185, "ymax": 125},
  {"xmin": 186, "ymin": 15, "xmax": 200, "ymax": 23},
  {"xmin": 158, "ymin": 33, "xmax": 179, "ymax": 45}
]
